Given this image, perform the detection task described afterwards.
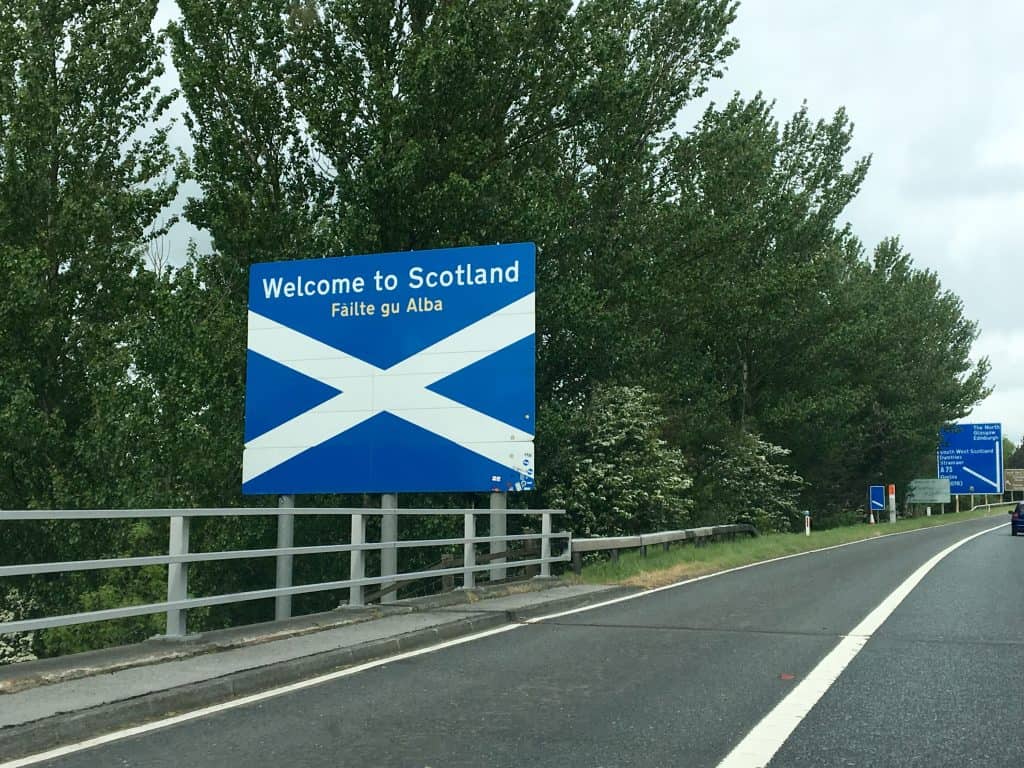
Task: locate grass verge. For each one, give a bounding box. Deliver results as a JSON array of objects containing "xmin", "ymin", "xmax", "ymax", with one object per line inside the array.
[{"xmin": 572, "ymin": 504, "xmax": 1015, "ymax": 589}]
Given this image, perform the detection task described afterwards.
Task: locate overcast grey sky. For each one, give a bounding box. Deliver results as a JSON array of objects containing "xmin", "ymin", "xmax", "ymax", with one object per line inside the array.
[{"xmin": 157, "ymin": 0, "xmax": 1022, "ymax": 443}]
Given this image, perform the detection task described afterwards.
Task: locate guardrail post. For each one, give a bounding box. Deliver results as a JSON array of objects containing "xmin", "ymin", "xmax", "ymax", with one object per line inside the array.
[
  {"xmin": 489, "ymin": 492, "xmax": 507, "ymax": 581},
  {"xmin": 166, "ymin": 515, "xmax": 190, "ymax": 637},
  {"xmin": 381, "ymin": 493, "xmax": 398, "ymax": 603},
  {"xmin": 276, "ymin": 495, "xmax": 295, "ymax": 621},
  {"xmin": 463, "ymin": 512, "xmax": 476, "ymax": 589},
  {"xmin": 539, "ymin": 512, "xmax": 552, "ymax": 577},
  {"xmin": 349, "ymin": 512, "xmax": 365, "ymax": 607}
]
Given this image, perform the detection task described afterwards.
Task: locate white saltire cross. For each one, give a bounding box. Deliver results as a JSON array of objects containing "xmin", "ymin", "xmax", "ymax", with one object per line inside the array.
[{"xmin": 242, "ymin": 293, "xmax": 535, "ymax": 485}]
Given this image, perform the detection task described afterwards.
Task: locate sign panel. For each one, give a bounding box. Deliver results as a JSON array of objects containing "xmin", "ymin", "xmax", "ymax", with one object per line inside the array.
[
  {"xmin": 1005, "ymin": 468, "xmax": 1024, "ymax": 493},
  {"xmin": 937, "ymin": 423, "xmax": 1003, "ymax": 494},
  {"xmin": 906, "ymin": 478, "xmax": 951, "ymax": 505},
  {"xmin": 242, "ymin": 243, "xmax": 536, "ymax": 495},
  {"xmin": 868, "ymin": 485, "xmax": 885, "ymax": 511}
]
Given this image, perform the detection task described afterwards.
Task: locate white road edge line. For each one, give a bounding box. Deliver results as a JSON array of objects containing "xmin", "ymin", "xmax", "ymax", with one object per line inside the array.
[
  {"xmin": 0, "ymin": 625, "xmax": 525, "ymax": 768},
  {"xmin": 714, "ymin": 521, "xmax": 1008, "ymax": 768},
  {"xmin": 1, "ymin": 515, "xmax": 1008, "ymax": 767}
]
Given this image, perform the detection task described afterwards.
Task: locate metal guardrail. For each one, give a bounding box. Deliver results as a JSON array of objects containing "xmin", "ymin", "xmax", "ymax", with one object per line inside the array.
[
  {"xmin": 0, "ymin": 507, "xmax": 569, "ymax": 637},
  {"xmin": 569, "ymin": 523, "xmax": 758, "ymax": 574}
]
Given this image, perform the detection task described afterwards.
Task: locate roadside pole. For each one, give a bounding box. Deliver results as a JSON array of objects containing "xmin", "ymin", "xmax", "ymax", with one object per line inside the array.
[
  {"xmin": 490, "ymin": 492, "xmax": 507, "ymax": 581},
  {"xmin": 275, "ymin": 495, "xmax": 295, "ymax": 621},
  {"xmin": 381, "ymin": 494, "xmax": 398, "ymax": 603}
]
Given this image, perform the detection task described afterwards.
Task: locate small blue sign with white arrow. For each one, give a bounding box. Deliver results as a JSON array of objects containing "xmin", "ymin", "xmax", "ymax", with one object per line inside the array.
[{"xmin": 869, "ymin": 485, "xmax": 885, "ymax": 511}]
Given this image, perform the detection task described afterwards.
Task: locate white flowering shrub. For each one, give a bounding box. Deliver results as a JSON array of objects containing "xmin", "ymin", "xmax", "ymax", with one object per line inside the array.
[
  {"xmin": 696, "ymin": 432, "xmax": 805, "ymax": 533},
  {"xmin": 544, "ymin": 385, "xmax": 693, "ymax": 536},
  {"xmin": 1, "ymin": 588, "xmax": 38, "ymax": 665}
]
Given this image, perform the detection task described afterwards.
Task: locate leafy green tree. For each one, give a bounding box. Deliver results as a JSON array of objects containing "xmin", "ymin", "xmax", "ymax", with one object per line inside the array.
[
  {"xmin": 759, "ymin": 238, "xmax": 990, "ymax": 513},
  {"xmin": 0, "ymin": 0, "xmax": 176, "ymax": 511},
  {"xmin": 651, "ymin": 94, "xmax": 870, "ymax": 446},
  {"xmin": 1003, "ymin": 436, "xmax": 1016, "ymax": 463},
  {"xmin": 1008, "ymin": 438, "xmax": 1024, "ymax": 470},
  {"xmin": 0, "ymin": 0, "xmax": 178, "ymax": 654},
  {"xmin": 166, "ymin": 0, "xmax": 738, "ymax": 514}
]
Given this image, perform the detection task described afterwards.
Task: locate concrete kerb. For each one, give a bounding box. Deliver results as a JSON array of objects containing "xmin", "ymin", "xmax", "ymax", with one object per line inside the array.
[
  {"xmin": 0, "ymin": 579, "xmax": 564, "ymax": 697},
  {"xmin": 0, "ymin": 605, "xmax": 397, "ymax": 696},
  {"xmin": 0, "ymin": 583, "xmax": 630, "ymax": 763}
]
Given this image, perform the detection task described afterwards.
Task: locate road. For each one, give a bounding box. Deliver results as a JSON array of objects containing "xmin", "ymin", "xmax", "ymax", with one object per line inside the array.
[{"xmin": 24, "ymin": 514, "xmax": 1022, "ymax": 767}]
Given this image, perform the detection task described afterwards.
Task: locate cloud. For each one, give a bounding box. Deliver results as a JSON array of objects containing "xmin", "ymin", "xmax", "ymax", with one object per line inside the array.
[{"xmin": 964, "ymin": 387, "xmax": 1024, "ymax": 445}]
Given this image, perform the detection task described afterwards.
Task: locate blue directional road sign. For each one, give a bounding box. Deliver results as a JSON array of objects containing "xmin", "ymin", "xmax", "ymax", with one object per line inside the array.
[
  {"xmin": 937, "ymin": 423, "xmax": 1003, "ymax": 494},
  {"xmin": 242, "ymin": 243, "xmax": 536, "ymax": 495},
  {"xmin": 868, "ymin": 485, "xmax": 885, "ymax": 511}
]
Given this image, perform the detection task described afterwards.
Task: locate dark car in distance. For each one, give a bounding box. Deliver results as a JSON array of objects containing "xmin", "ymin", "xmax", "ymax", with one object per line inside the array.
[{"xmin": 1012, "ymin": 502, "xmax": 1024, "ymax": 536}]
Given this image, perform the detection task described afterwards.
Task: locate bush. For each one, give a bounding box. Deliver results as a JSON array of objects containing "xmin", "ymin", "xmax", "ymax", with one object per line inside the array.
[
  {"xmin": 543, "ymin": 385, "xmax": 693, "ymax": 536},
  {"xmin": 694, "ymin": 432, "xmax": 805, "ymax": 533},
  {"xmin": 0, "ymin": 588, "xmax": 37, "ymax": 665}
]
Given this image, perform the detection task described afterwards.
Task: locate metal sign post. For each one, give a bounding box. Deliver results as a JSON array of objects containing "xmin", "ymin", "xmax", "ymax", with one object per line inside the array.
[
  {"xmin": 490, "ymin": 492, "xmax": 507, "ymax": 581},
  {"xmin": 275, "ymin": 494, "xmax": 295, "ymax": 620},
  {"xmin": 381, "ymin": 493, "xmax": 398, "ymax": 603}
]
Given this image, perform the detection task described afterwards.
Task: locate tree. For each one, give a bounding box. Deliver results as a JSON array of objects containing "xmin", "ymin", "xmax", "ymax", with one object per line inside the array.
[
  {"xmin": 650, "ymin": 94, "xmax": 870, "ymax": 447},
  {"xmin": 0, "ymin": 0, "xmax": 177, "ymax": 511},
  {"xmin": 166, "ymin": 0, "xmax": 739, "ymax": 502},
  {"xmin": 1008, "ymin": 438, "xmax": 1024, "ymax": 470},
  {"xmin": 758, "ymin": 238, "xmax": 990, "ymax": 513},
  {"xmin": 0, "ymin": 0, "xmax": 178, "ymax": 655}
]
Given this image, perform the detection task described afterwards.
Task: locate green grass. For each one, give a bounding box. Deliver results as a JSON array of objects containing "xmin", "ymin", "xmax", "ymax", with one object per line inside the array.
[{"xmin": 573, "ymin": 504, "xmax": 1015, "ymax": 588}]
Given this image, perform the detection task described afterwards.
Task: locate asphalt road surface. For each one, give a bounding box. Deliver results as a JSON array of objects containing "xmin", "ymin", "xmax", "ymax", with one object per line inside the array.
[{"xmin": 27, "ymin": 515, "xmax": 1021, "ymax": 768}]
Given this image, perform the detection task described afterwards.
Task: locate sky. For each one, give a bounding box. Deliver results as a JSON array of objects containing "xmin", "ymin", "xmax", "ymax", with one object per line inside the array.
[
  {"xmin": 682, "ymin": 0, "xmax": 1024, "ymax": 444},
  {"xmin": 155, "ymin": 0, "xmax": 1023, "ymax": 444}
]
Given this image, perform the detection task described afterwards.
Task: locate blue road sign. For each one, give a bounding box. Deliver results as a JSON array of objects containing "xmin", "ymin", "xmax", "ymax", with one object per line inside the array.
[
  {"xmin": 937, "ymin": 423, "xmax": 1003, "ymax": 494},
  {"xmin": 242, "ymin": 243, "xmax": 536, "ymax": 495},
  {"xmin": 869, "ymin": 485, "xmax": 885, "ymax": 511}
]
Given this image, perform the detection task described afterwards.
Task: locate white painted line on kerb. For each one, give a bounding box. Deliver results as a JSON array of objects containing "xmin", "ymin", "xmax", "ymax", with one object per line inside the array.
[
  {"xmin": 1, "ymin": 515, "xmax": 1007, "ymax": 768},
  {"xmin": 715, "ymin": 521, "xmax": 1007, "ymax": 768}
]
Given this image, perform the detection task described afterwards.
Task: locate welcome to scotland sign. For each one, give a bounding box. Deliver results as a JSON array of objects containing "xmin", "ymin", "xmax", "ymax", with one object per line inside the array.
[{"xmin": 242, "ymin": 243, "xmax": 536, "ymax": 495}]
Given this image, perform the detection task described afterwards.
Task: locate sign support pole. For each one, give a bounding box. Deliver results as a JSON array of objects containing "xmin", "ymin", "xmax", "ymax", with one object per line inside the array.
[
  {"xmin": 166, "ymin": 515, "xmax": 190, "ymax": 637},
  {"xmin": 381, "ymin": 493, "xmax": 398, "ymax": 603},
  {"xmin": 490, "ymin": 492, "xmax": 507, "ymax": 581},
  {"xmin": 275, "ymin": 495, "xmax": 295, "ymax": 621},
  {"xmin": 349, "ymin": 513, "xmax": 365, "ymax": 607}
]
